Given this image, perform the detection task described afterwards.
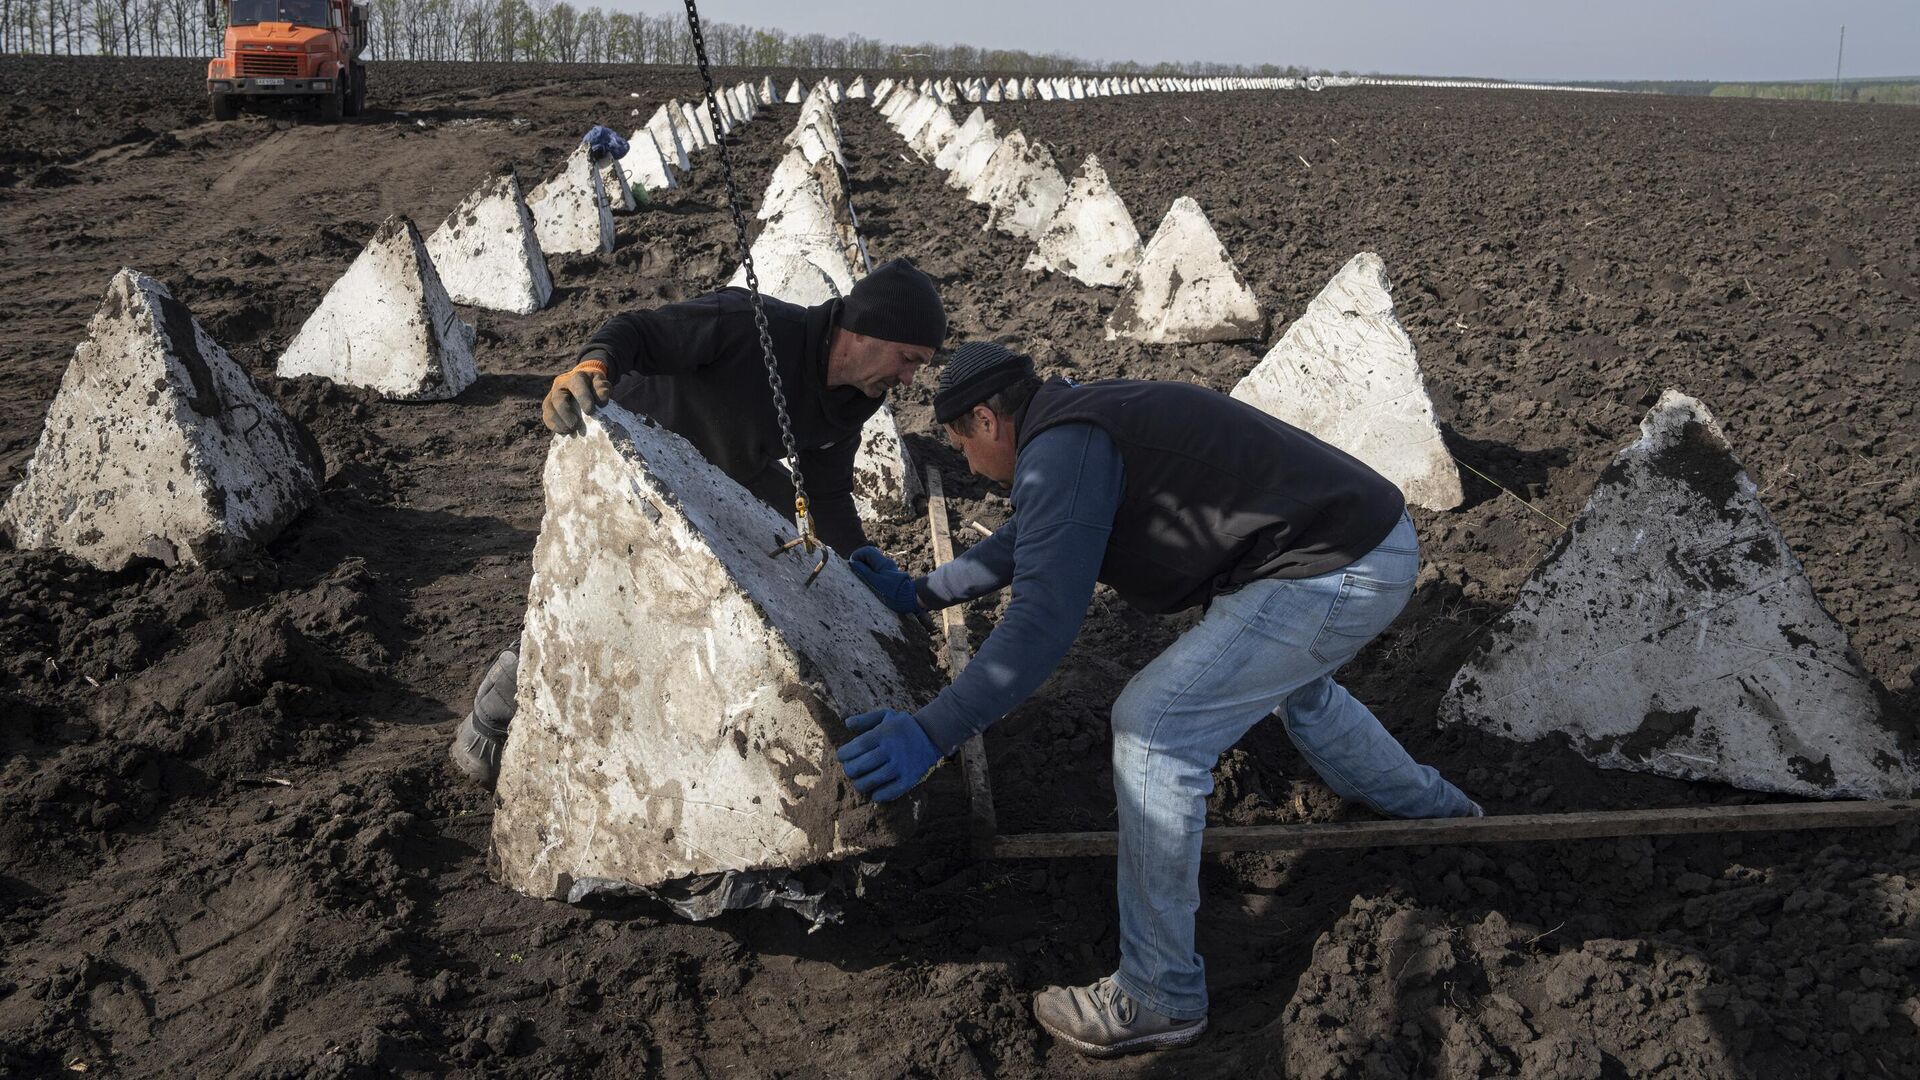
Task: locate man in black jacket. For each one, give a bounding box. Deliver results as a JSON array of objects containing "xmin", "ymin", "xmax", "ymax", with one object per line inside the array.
[{"xmin": 449, "ymin": 259, "xmax": 946, "ymax": 786}]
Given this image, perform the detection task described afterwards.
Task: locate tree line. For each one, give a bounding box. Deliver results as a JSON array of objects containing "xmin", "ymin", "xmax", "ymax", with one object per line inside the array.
[{"xmin": 0, "ymin": 0, "xmax": 1320, "ymax": 77}]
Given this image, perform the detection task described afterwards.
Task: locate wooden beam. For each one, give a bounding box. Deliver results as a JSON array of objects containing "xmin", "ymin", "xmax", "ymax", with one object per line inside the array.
[
  {"xmin": 926, "ymin": 469, "xmax": 997, "ymax": 851},
  {"xmin": 989, "ymin": 799, "xmax": 1920, "ymax": 859}
]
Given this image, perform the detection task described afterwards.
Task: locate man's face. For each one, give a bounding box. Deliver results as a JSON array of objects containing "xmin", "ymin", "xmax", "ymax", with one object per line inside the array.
[
  {"xmin": 831, "ymin": 331, "xmax": 934, "ymax": 398},
  {"xmin": 944, "ymin": 407, "xmax": 1017, "ymax": 486}
]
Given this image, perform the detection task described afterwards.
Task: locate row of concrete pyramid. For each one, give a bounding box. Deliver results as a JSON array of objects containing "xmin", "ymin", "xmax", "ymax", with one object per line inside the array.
[
  {"xmin": 878, "ymin": 83, "xmax": 1268, "ymax": 351},
  {"xmin": 709, "ymin": 84, "xmax": 924, "ymax": 522},
  {"xmin": 880, "ymin": 72, "xmax": 1313, "ymax": 105}
]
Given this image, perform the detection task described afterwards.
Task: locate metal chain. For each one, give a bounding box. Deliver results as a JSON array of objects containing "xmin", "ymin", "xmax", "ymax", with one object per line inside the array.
[{"xmin": 681, "ymin": 0, "xmax": 816, "ymax": 551}]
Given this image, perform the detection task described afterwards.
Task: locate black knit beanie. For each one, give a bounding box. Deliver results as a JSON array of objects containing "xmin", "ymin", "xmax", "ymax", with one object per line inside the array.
[
  {"xmin": 840, "ymin": 258, "xmax": 946, "ymax": 350},
  {"xmin": 934, "ymin": 342, "xmax": 1035, "ymax": 424}
]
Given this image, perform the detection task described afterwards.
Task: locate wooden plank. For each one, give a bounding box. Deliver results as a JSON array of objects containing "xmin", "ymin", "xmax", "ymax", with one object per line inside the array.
[
  {"xmin": 989, "ymin": 799, "xmax": 1920, "ymax": 859},
  {"xmin": 926, "ymin": 468, "xmax": 997, "ymax": 849}
]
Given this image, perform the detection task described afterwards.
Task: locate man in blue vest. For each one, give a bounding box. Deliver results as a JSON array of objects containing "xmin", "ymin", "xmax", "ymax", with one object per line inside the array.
[{"xmin": 839, "ymin": 342, "xmax": 1479, "ymax": 1058}]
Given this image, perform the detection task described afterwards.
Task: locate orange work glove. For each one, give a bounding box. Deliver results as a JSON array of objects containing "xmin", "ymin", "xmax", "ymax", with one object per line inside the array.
[{"xmin": 541, "ymin": 359, "xmax": 611, "ymax": 435}]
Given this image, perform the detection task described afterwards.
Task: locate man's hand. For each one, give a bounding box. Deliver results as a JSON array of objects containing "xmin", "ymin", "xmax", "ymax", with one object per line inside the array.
[
  {"xmin": 836, "ymin": 709, "xmax": 941, "ymax": 802},
  {"xmin": 848, "ymin": 547, "xmax": 922, "ymax": 614},
  {"xmin": 542, "ymin": 360, "xmax": 612, "ymax": 434}
]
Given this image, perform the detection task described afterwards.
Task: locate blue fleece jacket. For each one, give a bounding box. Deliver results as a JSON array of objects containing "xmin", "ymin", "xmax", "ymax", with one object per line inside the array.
[{"xmin": 909, "ymin": 422, "xmax": 1125, "ymax": 755}]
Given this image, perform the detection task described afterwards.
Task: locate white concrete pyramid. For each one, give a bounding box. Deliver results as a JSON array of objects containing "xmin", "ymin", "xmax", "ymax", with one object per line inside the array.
[
  {"xmin": 526, "ymin": 143, "xmax": 616, "ymax": 256},
  {"xmin": 680, "ymin": 101, "xmax": 715, "ymax": 150},
  {"xmin": 2, "ymin": 269, "xmax": 318, "ymax": 570},
  {"xmin": 907, "ymin": 104, "xmax": 958, "ymax": 157},
  {"xmin": 597, "ymin": 154, "xmax": 637, "ymax": 213},
  {"xmin": 869, "ymin": 77, "xmax": 893, "ymax": 104},
  {"xmin": 985, "ymin": 80, "xmax": 1002, "ymax": 102},
  {"xmin": 647, "ymin": 104, "xmax": 691, "ymax": 174},
  {"xmin": 1440, "ymin": 391, "xmax": 1912, "ymax": 799},
  {"xmin": 980, "ymin": 135, "xmax": 1068, "ymax": 240},
  {"xmin": 759, "ymin": 75, "xmax": 778, "ymax": 105},
  {"xmin": 424, "ymin": 167, "xmax": 554, "ymax": 316},
  {"xmin": 852, "ymin": 405, "xmax": 923, "ymax": 520},
  {"xmin": 622, "ymin": 129, "xmax": 677, "ymax": 192},
  {"xmin": 935, "ymin": 108, "xmax": 988, "ymax": 171},
  {"xmin": 965, "ymin": 130, "xmax": 1028, "ymax": 203},
  {"xmin": 946, "ymin": 120, "xmax": 1002, "ymax": 190},
  {"xmin": 489, "ymin": 403, "xmax": 930, "ymax": 899},
  {"xmin": 280, "ymin": 215, "xmax": 478, "ymax": 400},
  {"xmin": 784, "ymin": 79, "xmax": 804, "ymax": 104},
  {"xmin": 825, "ymin": 78, "xmax": 844, "ymax": 103},
  {"xmin": 1230, "ymin": 253, "xmax": 1461, "ymax": 510},
  {"xmin": 1024, "ymin": 154, "xmax": 1143, "ymax": 288},
  {"xmin": 727, "ymin": 251, "xmax": 842, "ymax": 307},
  {"xmin": 846, "ymin": 75, "xmax": 868, "ymax": 99},
  {"xmin": 1106, "ymin": 197, "xmax": 1264, "ymax": 344}
]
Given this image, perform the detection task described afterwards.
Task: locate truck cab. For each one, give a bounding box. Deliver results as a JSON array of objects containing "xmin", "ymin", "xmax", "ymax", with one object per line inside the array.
[{"xmin": 205, "ymin": 0, "xmax": 369, "ymax": 121}]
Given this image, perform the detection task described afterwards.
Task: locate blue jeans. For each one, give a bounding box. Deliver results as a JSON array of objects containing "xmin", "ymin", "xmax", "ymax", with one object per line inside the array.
[{"xmin": 1108, "ymin": 512, "xmax": 1479, "ymax": 1020}]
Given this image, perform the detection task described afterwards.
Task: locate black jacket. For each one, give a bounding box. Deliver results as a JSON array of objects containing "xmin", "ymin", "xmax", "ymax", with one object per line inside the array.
[
  {"xmin": 1017, "ymin": 377, "xmax": 1406, "ymax": 614},
  {"xmin": 578, "ymin": 288, "xmax": 877, "ymax": 555}
]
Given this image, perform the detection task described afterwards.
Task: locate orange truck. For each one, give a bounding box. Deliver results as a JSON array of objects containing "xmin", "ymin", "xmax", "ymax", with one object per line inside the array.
[{"xmin": 204, "ymin": 0, "xmax": 370, "ymax": 121}]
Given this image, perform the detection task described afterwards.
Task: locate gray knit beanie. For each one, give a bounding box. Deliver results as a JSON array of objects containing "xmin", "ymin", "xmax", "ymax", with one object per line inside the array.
[{"xmin": 934, "ymin": 342, "xmax": 1035, "ymax": 424}]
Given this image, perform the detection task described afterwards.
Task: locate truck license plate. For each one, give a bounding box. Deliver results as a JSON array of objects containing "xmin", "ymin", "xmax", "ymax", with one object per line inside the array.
[{"xmin": 256, "ymin": 78, "xmax": 284, "ymax": 87}]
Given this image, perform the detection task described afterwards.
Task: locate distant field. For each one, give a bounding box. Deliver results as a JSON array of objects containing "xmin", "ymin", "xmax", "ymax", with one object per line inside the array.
[{"xmin": 1570, "ymin": 77, "xmax": 1920, "ymax": 103}]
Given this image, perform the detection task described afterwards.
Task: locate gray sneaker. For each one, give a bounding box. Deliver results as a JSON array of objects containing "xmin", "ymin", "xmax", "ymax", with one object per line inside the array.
[
  {"xmin": 1032, "ymin": 976, "xmax": 1206, "ymax": 1058},
  {"xmin": 449, "ymin": 647, "xmax": 518, "ymax": 787}
]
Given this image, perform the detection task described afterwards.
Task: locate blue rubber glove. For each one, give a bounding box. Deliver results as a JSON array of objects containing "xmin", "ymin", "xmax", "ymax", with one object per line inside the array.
[
  {"xmin": 836, "ymin": 709, "xmax": 942, "ymax": 802},
  {"xmin": 847, "ymin": 547, "xmax": 922, "ymax": 614}
]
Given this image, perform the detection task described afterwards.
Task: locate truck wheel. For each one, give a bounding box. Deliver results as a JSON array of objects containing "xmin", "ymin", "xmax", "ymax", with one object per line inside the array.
[
  {"xmin": 344, "ymin": 68, "xmax": 365, "ymax": 117},
  {"xmin": 211, "ymin": 92, "xmax": 238, "ymax": 121},
  {"xmin": 320, "ymin": 81, "xmax": 343, "ymax": 121}
]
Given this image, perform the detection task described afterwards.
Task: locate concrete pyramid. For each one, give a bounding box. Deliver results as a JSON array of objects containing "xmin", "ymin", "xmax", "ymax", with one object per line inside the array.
[
  {"xmin": 597, "ymin": 154, "xmax": 637, "ymax": 213},
  {"xmin": 892, "ymin": 96, "xmax": 940, "ymax": 144},
  {"xmin": 622, "ymin": 129, "xmax": 677, "ymax": 192},
  {"xmin": 979, "ymin": 135, "xmax": 1068, "ymax": 240},
  {"xmin": 852, "ymin": 405, "xmax": 923, "ymax": 520},
  {"xmin": 526, "ymin": 144, "xmax": 616, "ymax": 256},
  {"xmin": 680, "ymin": 101, "xmax": 714, "ymax": 150},
  {"xmin": 869, "ymin": 77, "xmax": 894, "ymax": 105},
  {"xmin": 965, "ymin": 130, "xmax": 1029, "ymax": 203},
  {"xmin": 424, "ymin": 167, "xmax": 554, "ymax": 316},
  {"xmin": 280, "ymin": 215, "xmax": 478, "ymax": 400},
  {"xmin": 647, "ymin": 104, "xmax": 691, "ymax": 174},
  {"xmin": 784, "ymin": 79, "xmax": 804, "ymax": 104},
  {"xmin": 726, "ymin": 251, "xmax": 842, "ymax": 307},
  {"xmin": 908, "ymin": 104, "xmax": 958, "ymax": 157},
  {"xmin": 1230, "ymin": 253, "xmax": 1462, "ymax": 510},
  {"xmin": 945, "ymin": 121, "xmax": 1001, "ymax": 191},
  {"xmin": 1024, "ymin": 154, "xmax": 1143, "ymax": 288},
  {"xmin": 1106, "ymin": 197, "xmax": 1264, "ymax": 344},
  {"xmin": 985, "ymin": 80, "xmax": 1002, "ymax": 102},
  {"xmin": 934, "ymin": 108, "xmax": 988, "ymax": 171},
  {"xmin": 759, "ymin": 75, "xmax": 778, "ymax": 105},
  {"xmin": 846, "ymin": 75, "xmax": 868, "ymax": 99},
  {"xmin": 489, "ymin": 402, "xmax": 931, "ymax": 900},
  {"xmin": 825, "ymin": 78, "xmax": 844, "ymax": 103},
  {"xmin": 1440, "ymin": 392, "xmax": 1912, "ymax": 799},
  {"xmin": 2, "ymin": 269, "xmax": 318, "ymax": 571}
]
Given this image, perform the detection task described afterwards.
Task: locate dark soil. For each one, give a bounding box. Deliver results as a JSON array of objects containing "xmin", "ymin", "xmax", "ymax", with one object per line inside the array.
[{"xmin": 3, "ymin": 59, "xmax": 1918, "ymax": 1078}]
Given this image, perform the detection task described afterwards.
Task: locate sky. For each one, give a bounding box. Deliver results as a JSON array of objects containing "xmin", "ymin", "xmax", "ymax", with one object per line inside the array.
[{"xmin": 635, "ymin": 0, "xmax": 1920, "ymax": 83}]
